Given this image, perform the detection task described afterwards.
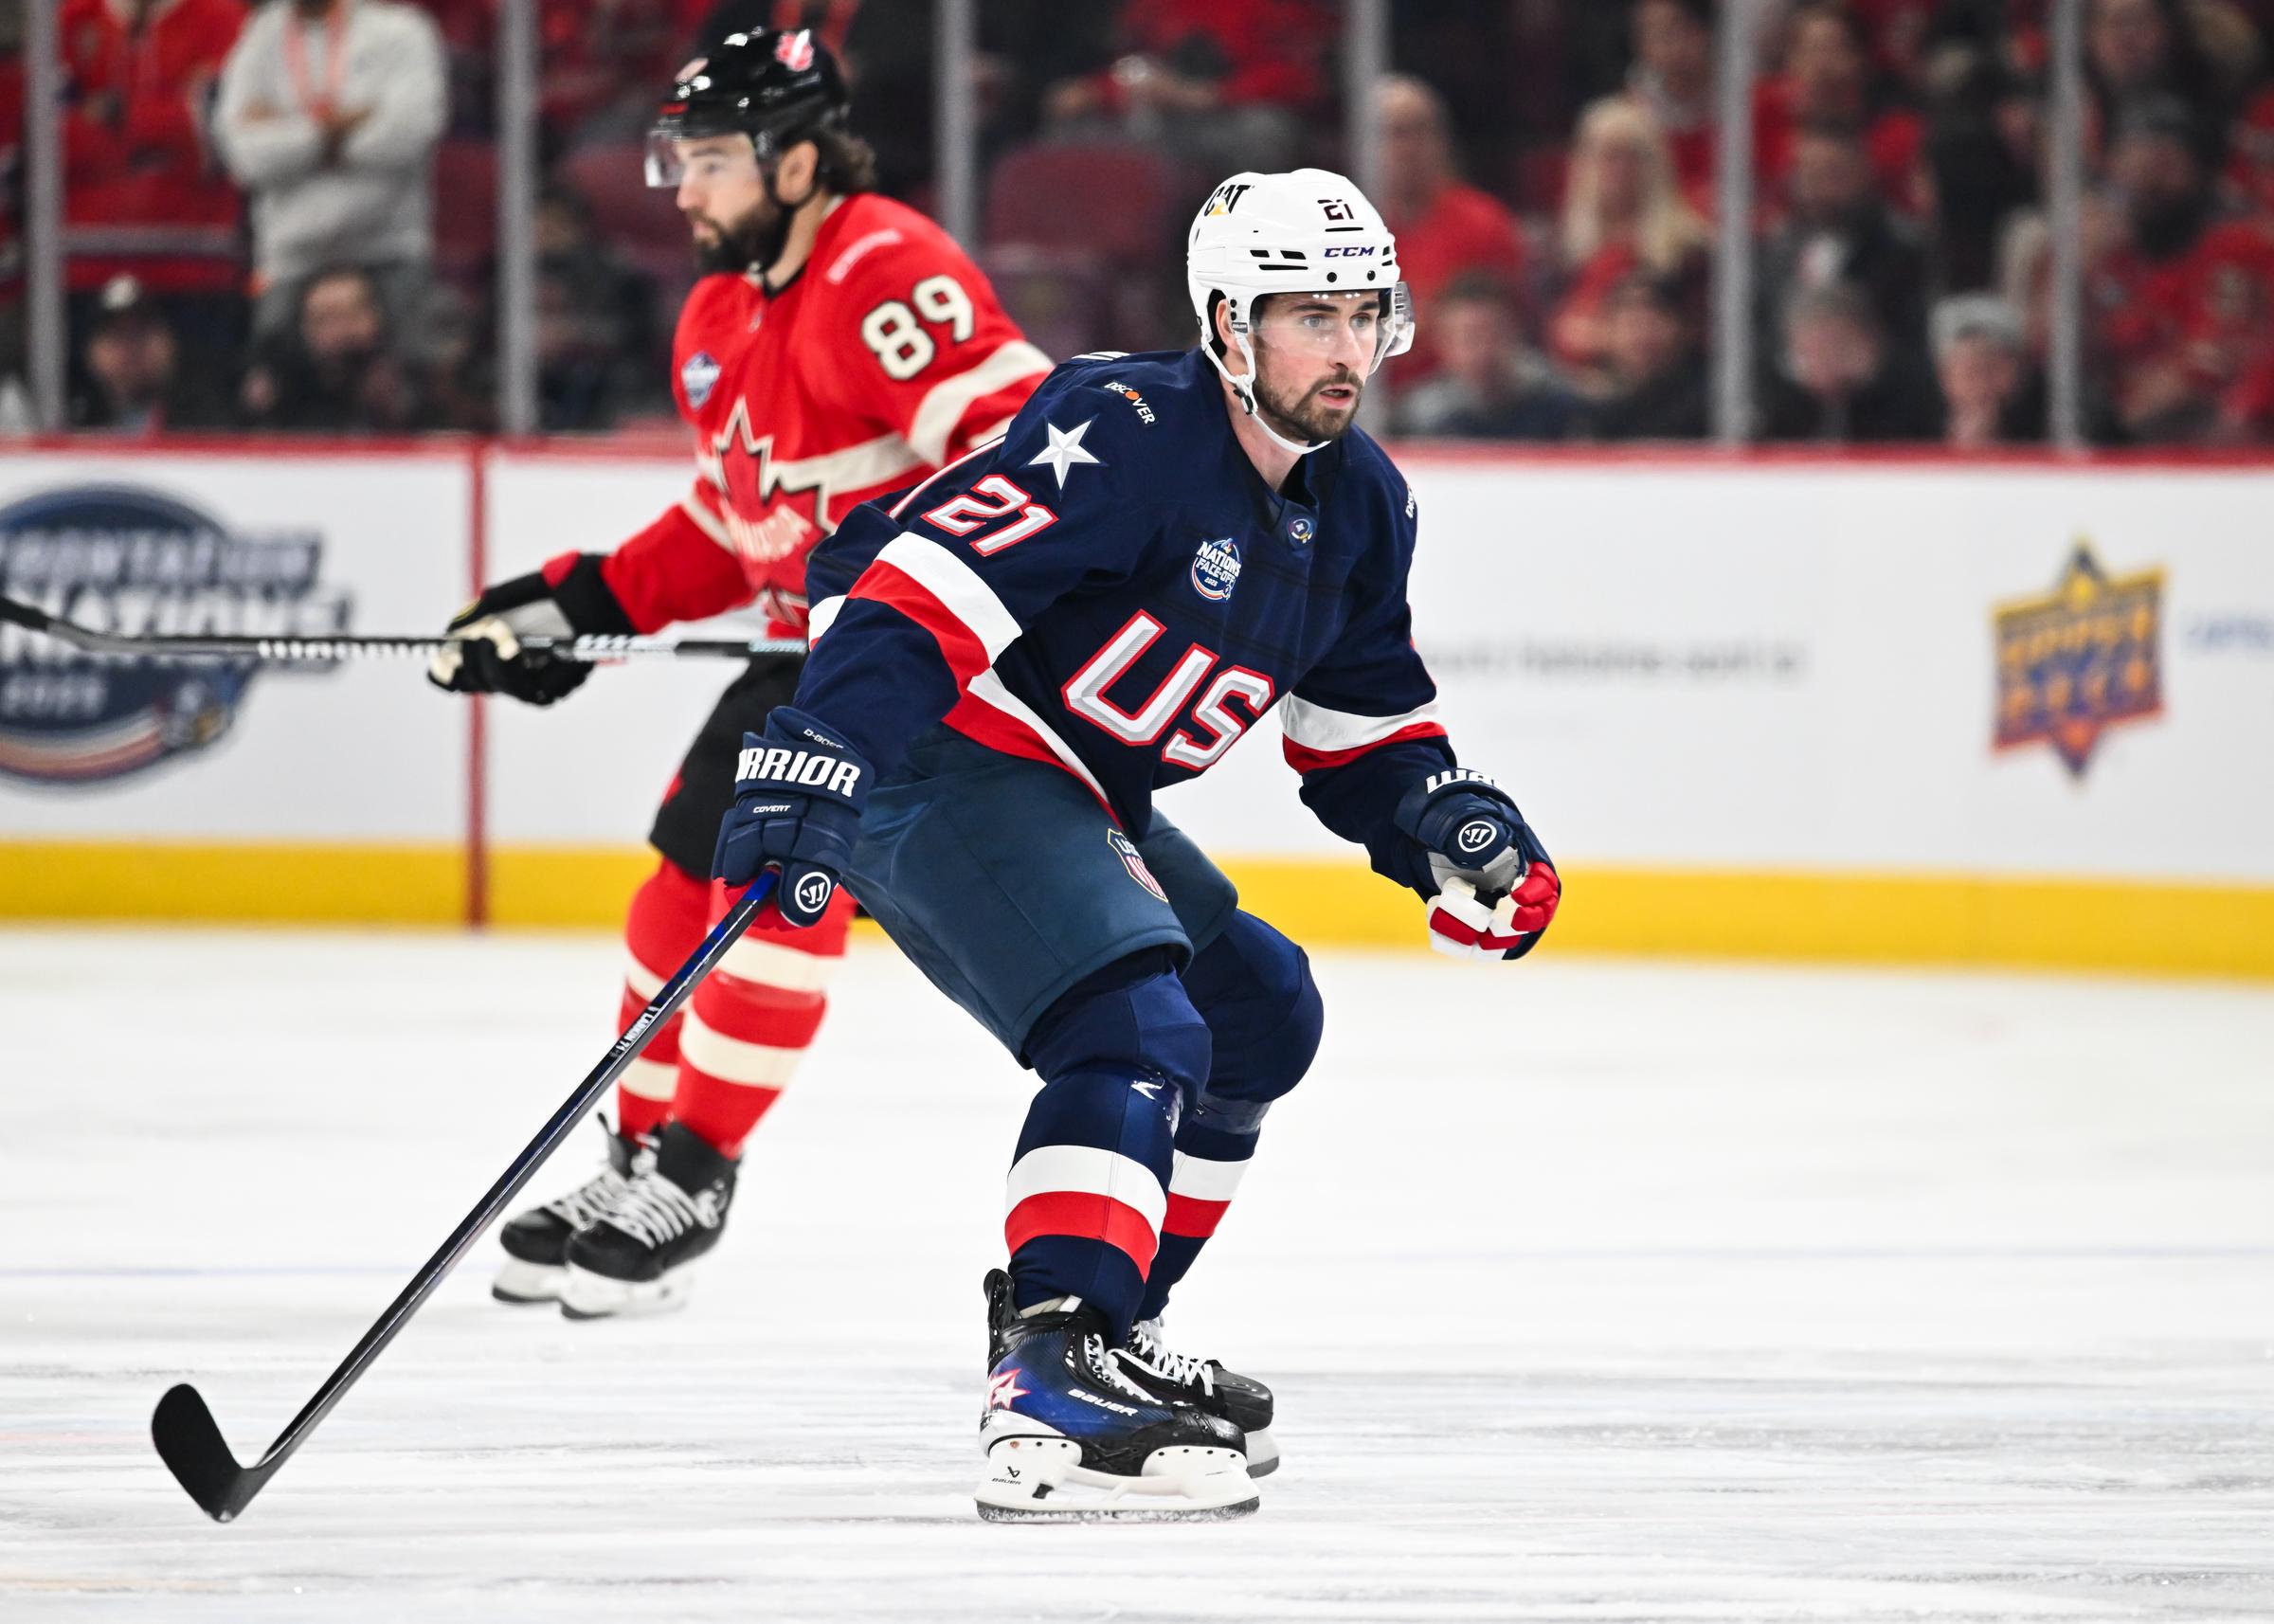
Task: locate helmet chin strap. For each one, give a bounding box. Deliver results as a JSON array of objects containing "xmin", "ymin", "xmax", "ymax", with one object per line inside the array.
[{"xmin": 1204, "ymin": 330, "xmax": 1329, "ymax": 458}]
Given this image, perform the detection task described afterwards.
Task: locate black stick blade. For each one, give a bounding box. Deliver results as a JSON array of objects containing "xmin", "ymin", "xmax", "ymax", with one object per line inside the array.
[
  {"xmin": 0, "ymin": 595, "xmax": 51, "ymax": 631},
  {"xmin": 153, "ymin": 1383, "xmax": 261, "ymax": 1523}
]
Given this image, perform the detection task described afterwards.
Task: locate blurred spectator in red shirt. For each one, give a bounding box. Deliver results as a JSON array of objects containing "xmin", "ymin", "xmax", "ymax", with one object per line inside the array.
[
  {"xmin": 1393, "ymin": 275, "xmax": 1580, "ymax": 442},
  {"xmin": 1375, "ymin": 75, "xmax": 1529, "ymax": 373},
  {"xmin": 544, "ymin": 0, "xmax": 716, "ymax": 147},
  {"xmin": 1762, "ymin": 280, "xmax": 1941, "ymax": 442},
  {"xmin": 1757, "ymin": 3, "xmax": 1925, "ymax": 212},
  {"xmin": 1041, "ymin": 0, "xmax": 1332, "ymax": 176},
  {"xmin": 1550, "ymin": 97, "xmax": 1711, "ymax": 392},
  {"xmin": 68, "ymin": 272, "xmax": 231, "ymax": 432},
  {"xmin": 1625, "ymin": 0, "xmax": 1718, "ymax": 212},
  {"xmin": 2092, "ymin": 95, "xmax": 2274, "ymax": 440},
  {"xmin": 1759, "ymin": 122, "xmax": 1932, "ymax": 356},
  {"xmin": 2230, "ymin": 82, "xmax": 2274, "ymax": 210},
  {"xmin": 61, "ymin": 0, "xmax": 249, "ymax": 364}
]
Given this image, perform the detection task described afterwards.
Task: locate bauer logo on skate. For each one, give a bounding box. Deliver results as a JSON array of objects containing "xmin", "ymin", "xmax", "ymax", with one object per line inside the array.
[
  {"xmin": 1993, "ymin": 542, "xmax": 2165, "ymax": 778},
  {"xmin": 0, "ymin": 485, "xmax": 346, "ymax": 785}
]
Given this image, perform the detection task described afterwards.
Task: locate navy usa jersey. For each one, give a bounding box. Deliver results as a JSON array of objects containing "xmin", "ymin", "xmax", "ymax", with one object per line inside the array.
[{"xmin": 793, "ymin": 347, "xmax": 1457, "ymax": 851}]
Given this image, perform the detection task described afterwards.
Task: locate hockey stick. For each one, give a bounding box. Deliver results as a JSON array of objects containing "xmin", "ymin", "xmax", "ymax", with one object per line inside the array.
[
  {"xmin": 0, "ymin": 593, "xmax": 802, "ymax": 664},
  {"xmin": 151, "ymin": 872, "xmax": 782, "ymax": 1523}
]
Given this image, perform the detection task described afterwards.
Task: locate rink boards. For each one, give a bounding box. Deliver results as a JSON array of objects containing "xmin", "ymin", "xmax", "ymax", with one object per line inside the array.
[{"xmin": 2, "ymin": 442, "xmax": 2269, "ymax": 977}]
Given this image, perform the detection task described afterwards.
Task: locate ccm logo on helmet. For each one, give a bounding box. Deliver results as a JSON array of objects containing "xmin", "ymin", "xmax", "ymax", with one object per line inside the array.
[
  {"xmin": 737, "ymin": 747, "xmax": 863, "ymax": 798},
  {"xmin": 1323, "ymin": 245, "xmax": 1377, "ymax": 258}
]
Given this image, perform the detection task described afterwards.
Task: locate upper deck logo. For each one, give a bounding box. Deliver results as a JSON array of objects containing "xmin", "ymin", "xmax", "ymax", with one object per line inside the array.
[
  {"xmin": 0, "ymin": 485, "xmax": 346, "ymax": 785},
  {"xmin": 1190, "ymin": 536, "xmax": 1242, "ymax": 603},
  {"xmin": 1993, "ymin": 541, "xmax": 2163, "ymax": 777}
]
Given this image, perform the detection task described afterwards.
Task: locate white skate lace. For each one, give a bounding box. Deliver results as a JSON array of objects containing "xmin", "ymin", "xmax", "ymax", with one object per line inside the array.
[
  {"xmin": 605, "ymin": 1172, "xmax": 712, "ymax": 1249},
  {"xmin": 544, "ymin": 1164, "xmax": 630, "ymax": 1228},
  {"xmin": 1119, "ymin": 1325, "xmax": 1216, "ymax": 1397},
  {"xmin": 1084, "ymin": 1334, "xmax": 1158, "ymax": 1401}
]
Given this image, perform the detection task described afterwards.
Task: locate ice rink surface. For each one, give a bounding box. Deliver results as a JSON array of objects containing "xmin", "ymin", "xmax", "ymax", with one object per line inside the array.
[{"xmin": 3, "ymin": 928, "xmax": 2270, "ymax": 1623}]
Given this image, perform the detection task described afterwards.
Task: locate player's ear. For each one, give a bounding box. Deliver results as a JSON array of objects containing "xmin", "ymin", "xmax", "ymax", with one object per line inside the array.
[
  {"xmin": 778, "ymin": 138, "xmax": 822, "ymax": 202},
  {"xmin": 1213, "ymin": 293, "xmax": 1242, "ymax": 352}
]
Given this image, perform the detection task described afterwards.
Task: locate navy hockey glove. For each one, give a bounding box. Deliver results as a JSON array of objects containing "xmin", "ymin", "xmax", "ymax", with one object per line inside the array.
[
  {"xmin": 1388, "ymin": 769, "xmax": 1561, "ymax": 962},
  {"xmin": 711, "ymin": 707, "xmax": 871, "ymax": 928},
  {"xmin": 426, "ymin": 552, "xmax": 633, "ymax": 707}
]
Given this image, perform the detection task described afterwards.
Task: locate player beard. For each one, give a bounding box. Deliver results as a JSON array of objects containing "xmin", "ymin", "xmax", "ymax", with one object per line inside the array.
[
  {"xmin": 1254, "ymin": 364, "xmax": 1365, "ymax": 443},
  {"xmin": 688, "ymin": 194, "xmax": 790, "ymax": 277}
]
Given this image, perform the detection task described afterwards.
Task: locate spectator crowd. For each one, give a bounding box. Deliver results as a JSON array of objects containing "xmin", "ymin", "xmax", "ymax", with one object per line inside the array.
[{"xmin": 9, "ymin": 0, "xmax": 2274, "ymax": 448}]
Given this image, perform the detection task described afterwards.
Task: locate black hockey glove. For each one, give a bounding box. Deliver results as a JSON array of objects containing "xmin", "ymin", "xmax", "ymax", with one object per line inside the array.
[
  {"xmin": 425, "ymin": 552, "xmax": 634, "ymax": 707},
  {"xmin": 1386, "ymin": 769, "xmax": 1560, "ymax": 962},
  {"xmin": 712, "ymin": 707, "xmax": 871, "ymax": 929}
]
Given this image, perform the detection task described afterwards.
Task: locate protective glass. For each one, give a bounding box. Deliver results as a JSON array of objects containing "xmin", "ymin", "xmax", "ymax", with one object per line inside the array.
[{"xmin": 643, "ymin": 129, "xmax": 764, "ymax": 189}]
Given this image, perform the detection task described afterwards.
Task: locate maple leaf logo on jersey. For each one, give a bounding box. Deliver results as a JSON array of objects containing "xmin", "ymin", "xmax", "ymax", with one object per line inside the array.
[{"xmin": 704, "ymin": 398, "xmax": 920, "ymax": 565}]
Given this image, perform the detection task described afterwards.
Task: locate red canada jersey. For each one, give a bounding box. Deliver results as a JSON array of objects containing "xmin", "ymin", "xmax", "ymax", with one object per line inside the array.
[{"xmin": 599, "ymin": 193, "xmax": 1051, "ymax": 637}]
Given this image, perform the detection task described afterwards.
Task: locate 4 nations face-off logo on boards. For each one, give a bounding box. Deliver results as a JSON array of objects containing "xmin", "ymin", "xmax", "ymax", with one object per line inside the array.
[
  {"xmin": 0, "ymin": 485, "xmax": 350, "ymax": 785},
  {"xmin": 1992, "ymin": 540, "xmax": 2164, "ymax": 778}
]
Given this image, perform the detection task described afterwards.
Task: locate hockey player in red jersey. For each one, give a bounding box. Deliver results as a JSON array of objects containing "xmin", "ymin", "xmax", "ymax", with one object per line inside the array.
[{"xmin": 427, "ymin": 27, "xmax": 1049, "ymax": 1319}]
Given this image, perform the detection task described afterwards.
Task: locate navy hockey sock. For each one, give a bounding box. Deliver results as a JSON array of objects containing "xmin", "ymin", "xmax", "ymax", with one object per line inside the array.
[
  {"xmin": 1136, "ymin": 913, "xmax": 1323, "ymax": 1323},
  {"xmin": 1006, "ymin": 954, "xmax": 1212, "ymax": 1337}
]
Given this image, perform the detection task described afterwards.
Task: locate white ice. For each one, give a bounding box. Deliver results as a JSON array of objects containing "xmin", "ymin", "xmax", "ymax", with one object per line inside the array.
[{"xmin": 3, "ymin": 929, "xmax": 2271, "ymax": 1623}]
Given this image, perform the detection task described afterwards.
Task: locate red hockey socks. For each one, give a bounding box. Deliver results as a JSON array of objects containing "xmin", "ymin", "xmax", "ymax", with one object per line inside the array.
[{"xmin": 668, "ymin": 876, "xmax": 854, "ymax": 1158}]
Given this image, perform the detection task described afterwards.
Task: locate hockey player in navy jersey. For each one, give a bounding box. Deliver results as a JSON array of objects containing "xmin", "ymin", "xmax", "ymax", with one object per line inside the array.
[{"xmin": 712, "ymin": 170, "xmax": 1561, "ymax": 1519}]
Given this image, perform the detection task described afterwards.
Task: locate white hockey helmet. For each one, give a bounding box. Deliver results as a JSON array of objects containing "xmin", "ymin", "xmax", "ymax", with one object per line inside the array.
[{"xmin": 1187, "ymin": 168, "xmax": 1415, "ymax": 452}]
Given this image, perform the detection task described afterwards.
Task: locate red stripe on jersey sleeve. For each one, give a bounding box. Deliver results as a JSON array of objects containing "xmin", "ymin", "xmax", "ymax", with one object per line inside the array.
[
  {"xmin": 845, "ymin": 557, "xmax": 994, "ymax": 683},
  {"xmin": 1281, "ymin": 720, "xmax": 1450, "ymax": 774}
]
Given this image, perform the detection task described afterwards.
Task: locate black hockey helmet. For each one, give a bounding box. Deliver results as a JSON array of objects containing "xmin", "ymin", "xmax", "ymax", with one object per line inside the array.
[{"xmin": 644, "ymin": 27, "xmax": 851, "ymax": 187}]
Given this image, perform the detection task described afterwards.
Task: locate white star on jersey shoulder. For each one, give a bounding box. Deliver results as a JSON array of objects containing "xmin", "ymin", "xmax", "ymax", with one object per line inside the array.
[{"xmin": 1026, "ymin": 418, "xmax": 1102, "ymax": 489}]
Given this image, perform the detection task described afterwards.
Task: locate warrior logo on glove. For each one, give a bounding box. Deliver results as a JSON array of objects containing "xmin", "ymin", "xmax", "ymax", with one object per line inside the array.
[
  {"xmin": 1455, "ymin": 819, "xmax": 1500, "ymax": 856},
  {"xmin": 1386, "ymin": 771, "xmax": 1561, "ymax": 963},
  {"xmin": 713, "ymin": 707, "xmax": 872, "ymax": 928}
]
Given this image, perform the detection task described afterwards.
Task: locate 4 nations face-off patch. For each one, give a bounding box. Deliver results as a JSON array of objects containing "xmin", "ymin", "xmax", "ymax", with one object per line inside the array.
[{"xmin": 681, "ymin": 351, "xmax": 723, "ymax": 409}]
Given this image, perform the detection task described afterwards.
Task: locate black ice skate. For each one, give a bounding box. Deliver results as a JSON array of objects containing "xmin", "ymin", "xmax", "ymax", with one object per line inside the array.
[
  {"xmin": 558, "ymin": 1123, "xmax": 736, "ymax": 1320},
  {"xmin": 974, "ymin": 1269, "xmax": 1256, "ymax": 1522},
  {"xmin": 1115, "ymin": 1316, "xmax": 1279, "ymax": 1477},
  {"xmin": 492, "ymin": 1120, "xmax": 653, "ymax": 1305}
]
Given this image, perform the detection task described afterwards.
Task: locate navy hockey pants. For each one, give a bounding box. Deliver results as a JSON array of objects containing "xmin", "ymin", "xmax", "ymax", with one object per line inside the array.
[{"xmin": 841, "ymin": 726, "xmax": 1324, "ymax": 1332}]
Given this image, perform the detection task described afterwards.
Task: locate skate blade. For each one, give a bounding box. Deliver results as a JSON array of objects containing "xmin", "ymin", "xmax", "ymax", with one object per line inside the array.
[
  {"xmin": 974, "ymin": 1435, "xmax": 1258, "ymax": 1523},
  {"xmin": 1243, "ymin": 1427, "xmax": 1279, "ymax": 1478},
  {"xmin": 490, "ymin": 1259, "xmax": 567, "ymax": 1305},
  {"xmin": 557, "ymin": 1263, "xmax": 695, "ymax": 1321}
]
